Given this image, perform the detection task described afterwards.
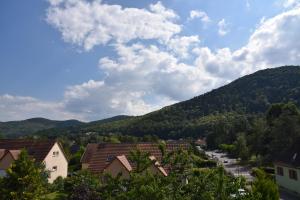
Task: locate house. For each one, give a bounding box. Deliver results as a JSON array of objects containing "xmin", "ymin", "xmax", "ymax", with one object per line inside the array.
[
  {"xmin": 81, "ymin": 142, "xmax": 189, "ymax": 178},
  {"xmin": 274, "ymin": 140, "xmax": 300, "ymax": 196},
  {"xmin": 0, "ymin": 139, "xmax": 68, "ymax": 183}
]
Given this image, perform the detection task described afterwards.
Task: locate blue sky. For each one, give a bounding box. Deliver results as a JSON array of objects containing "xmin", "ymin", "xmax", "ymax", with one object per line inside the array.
[{"xmin": 0, "ymin": 0, "xmax": 300, "ymax": 121}]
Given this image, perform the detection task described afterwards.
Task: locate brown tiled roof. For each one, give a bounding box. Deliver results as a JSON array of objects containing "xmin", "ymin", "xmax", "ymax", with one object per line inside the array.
[
  {"xmin": 80, "ymin": 143, "xmax": 98, "ymax": 164},
  {"xmin": 83, "ymin": 142, "xmax": 189, "ymax": 173},
  {"xmin": 0, "ymin": 139, "xmax": 56, "ymax": 162}
]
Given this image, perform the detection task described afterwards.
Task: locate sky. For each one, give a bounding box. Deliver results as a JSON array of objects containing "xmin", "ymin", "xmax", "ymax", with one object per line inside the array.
[{"xmin": 0, "ymin": 0, "xmax": 300, "ymax": 122}]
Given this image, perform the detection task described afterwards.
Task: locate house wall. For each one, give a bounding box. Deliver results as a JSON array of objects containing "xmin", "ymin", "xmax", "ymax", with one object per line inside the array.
[
  {"xmin": 148, "ymin": 164, "xmax": 163, "ymax": 176},
  {"xmin": 82, "ymin": 163, "xmax": 89, "ymax": 170},
  {"xmin": 43, "ymin": 143, "xmax": 68, "ymax": 183},
  {"xmin": 0, "ymin": 153, "xmax": 14, "ymax": 170},
  {"xmin": 104, "ymin": 159, "xmax": 130, "ymax": 179},
  {"xmin": 275, "ymin": 164, "xmax": 300, "ymax": 195}
]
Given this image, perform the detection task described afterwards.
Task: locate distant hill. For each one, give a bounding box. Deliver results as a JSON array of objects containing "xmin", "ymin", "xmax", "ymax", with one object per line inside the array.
[
  {"xmin": 3, "ymin": 66, "xmax": 300, "ymax": 139},
  {"xmin": 0, "ymin": 118, "xmax": 84, "ymax": 137}
]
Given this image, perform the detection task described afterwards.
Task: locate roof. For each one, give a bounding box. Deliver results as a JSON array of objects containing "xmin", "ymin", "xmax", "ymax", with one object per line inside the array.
[
  {"xmin": 0, "ymin": 139, "xmax": 57, "ymax": 162},
  {"xmin": 8, "ymin": 150, "xmax": 21, "ymax": 160},
  {"xmin": 195, "ymin": 139, "xmax": 206, "ymax": 146},
  {"xmin": 149, "ymin": 155, "xmax": 168, "ymax": 176},
  {"xmin": 82, "ymin": 142, "xmax": 189, "ymax": 173},
  {"xmin": 105, "ymin": 155, "xmax": 133, "ymax": 172},
  {"xmin": 275, "ymin": 138, "xmax": 300, "ymax": 168}
]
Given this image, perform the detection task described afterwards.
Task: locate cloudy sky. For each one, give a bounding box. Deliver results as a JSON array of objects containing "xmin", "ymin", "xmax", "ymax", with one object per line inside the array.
[{"xmin": 1, "ymin": 0, "xmax": 300, "ymax": 121}]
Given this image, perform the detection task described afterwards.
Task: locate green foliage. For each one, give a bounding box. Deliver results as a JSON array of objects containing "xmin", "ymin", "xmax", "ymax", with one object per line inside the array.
[
  {"xmin": 252, "ymin": 169, "xmax": 279, "ymax": 200},
  {"xmin": 129, "ymin": 149, "xmax": 152, "ymax": 173},
  {"xmin": 0, "ymin": 150, "xmax": 49, "ymax": 200},
  {"xmin": 50, "ymin": 176, "xmax": 65, "ymax": 193},
  {"xmin": 234, "ymin": 134, "xmax": 250, "ymax": 161},
  {"xmin": 68, "ymin": 146, "xmax": 85, "ymax": 172},
  {"xmin": 219, "ymin": 144, "xmax": 236, "ymax": 155},
  {"xmin": 63, "ymin": 170, "xmax": 101, "ymax": 199}
]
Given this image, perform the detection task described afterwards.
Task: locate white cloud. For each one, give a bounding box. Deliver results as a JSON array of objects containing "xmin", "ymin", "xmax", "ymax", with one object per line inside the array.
[
  {"xmin": 0, "ymin": 94, "xmax": 80, "ymax": 121},
  {"xmin": 282, "ymin": 0, "xmax": 300, "ymax": 8},
  {"xmin": 165, "ymin": 35, "xmax": 200, "ymax": 58},
  {"xmin": 217, "ymin": 18, "xmax": 230, "ymax": 36},
  {"xmin": 46, "ymin": 0, "xmax": 181, "ymax": 51},
  {"xmin": 194, "ymin": 7, "xmax": 300, "ymax": 80},
  {"xmin": 189, "ymin": 10, "xmax": 210, "ymax": 23},
  {"xmin": 4, "ymin": 2, "xmax": 300, "ymax": 121}
]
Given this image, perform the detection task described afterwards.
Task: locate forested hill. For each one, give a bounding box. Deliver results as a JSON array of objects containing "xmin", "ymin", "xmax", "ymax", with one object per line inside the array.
[
  {"xmin": 0, "ymin": 118, "xmax": 84, "ymax": 137},
  {"xmin": 33, "ymin": 65, "xmax": 300, "ymax": 139}
]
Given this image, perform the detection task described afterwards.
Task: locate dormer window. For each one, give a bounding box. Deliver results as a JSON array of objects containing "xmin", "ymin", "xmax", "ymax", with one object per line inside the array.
[{"xmin": 52, "ymin": 151, "xmax": 59, "ymax": 157}]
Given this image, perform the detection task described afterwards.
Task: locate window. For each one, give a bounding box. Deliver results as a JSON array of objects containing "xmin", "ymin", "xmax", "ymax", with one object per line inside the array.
[
  {"xmin": 52, "ymin": 151, "xmax": 59, "ymax": 157},
  {"xmin": 52, "ymin": 166, "xmax": 58, "ymax": 172},
  {"xmin": 106, "ymin": 155, "xmax": 114, "ymax": 162},
  {"xmin": 277, "ymin": 167, "xmax": 284, "ymax": 176},
  {"xmin": 289, "ymin": 169, "xmax": 298, "ymax": 180}
]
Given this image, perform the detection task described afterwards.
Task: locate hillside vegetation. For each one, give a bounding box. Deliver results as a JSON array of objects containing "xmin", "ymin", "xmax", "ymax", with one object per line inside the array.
[{"xmin": 0, "ymin": 118, "xmax": 84, "ymax": 137}]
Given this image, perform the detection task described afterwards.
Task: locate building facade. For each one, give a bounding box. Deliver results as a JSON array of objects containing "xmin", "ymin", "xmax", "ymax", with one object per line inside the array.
[
  {"xmin": 0, "ymin": 139, "xmax": 68, "ymax": 183},
  {"xmin": 275, "ymin": 162, "xmax": 300, "ymax": 195},
  {"xmin": 275, "ymin": 141, "xmax": 300, "ymax": 196}
]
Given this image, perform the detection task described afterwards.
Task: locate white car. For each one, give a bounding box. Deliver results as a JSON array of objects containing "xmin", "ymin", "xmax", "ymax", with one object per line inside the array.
[{"xmin": 230, "ymin": 188, "xmax": 247, "ymax": 199}]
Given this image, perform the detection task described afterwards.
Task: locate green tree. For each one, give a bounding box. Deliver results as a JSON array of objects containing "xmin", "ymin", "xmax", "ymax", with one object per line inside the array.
[
  {"xmin": 234, "ymin": 133, "xmax": 250, "ymax": 161},
  {"xmin": 0, "ymin": 150, "xmax": 48, "ymax": 200},
  {"xmin": 64, "ymin": 170, "xmax": 101, "ymax": 199},
  {"xmin": 129, "ymin": 148, "xmax": 152, "ymax": 173},
  {"xmin": 252, "ymin": 169, "xmax": 279, "ymax": 200}
]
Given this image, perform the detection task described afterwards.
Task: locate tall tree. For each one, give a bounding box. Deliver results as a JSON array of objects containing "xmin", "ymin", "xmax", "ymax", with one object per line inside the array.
[{"xmin": 0, "ymin": 150, "xmax": 48, "ymax": 200}]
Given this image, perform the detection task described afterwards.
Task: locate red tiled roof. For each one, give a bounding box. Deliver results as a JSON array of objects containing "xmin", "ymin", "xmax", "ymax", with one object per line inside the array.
[
  {"xmin": 83, "ymin": 142, "xmax": 189, "ymax": 173},
  {"xmin": 0, "ymin": 139, "xmax": 56, "ymax": 162}
]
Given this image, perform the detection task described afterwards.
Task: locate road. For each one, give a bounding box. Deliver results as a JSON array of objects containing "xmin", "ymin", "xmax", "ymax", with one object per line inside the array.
[{"xmin": 205, "ymin": 150, "xmax": 254, "ymax": 182}]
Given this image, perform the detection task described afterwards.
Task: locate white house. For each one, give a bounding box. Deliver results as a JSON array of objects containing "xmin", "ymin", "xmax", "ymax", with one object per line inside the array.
[
  {"xmin": 0, "ymin": 139, "xmax": 68, "ymax": 183},
  {"xmin": 274, "ymin": 141, "xmax": 300, "ymax": 196}
]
